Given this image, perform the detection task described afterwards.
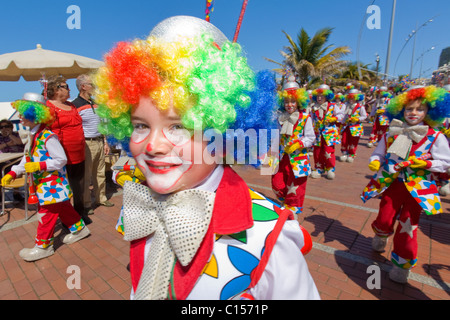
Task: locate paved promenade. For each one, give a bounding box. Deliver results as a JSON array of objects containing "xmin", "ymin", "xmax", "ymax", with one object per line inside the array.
[{"xmin": 0, "ymin": 124, "xmax": 449, "ymax": 300}]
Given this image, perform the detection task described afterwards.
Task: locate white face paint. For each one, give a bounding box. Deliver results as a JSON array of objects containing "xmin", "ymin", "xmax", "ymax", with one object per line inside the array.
[
  {"xmin": 284, "ymin": 97, "xmax": 298, "ymax": 114},
  {"xmin": 404, "ymin": 99, "xmax": 428, "ymax": 126},
  {"xmin": 133, "ymin": 152, "xmax": 193, "ymax": 193},
  {"xmin": 129, "ymin": 96, "xmax": 217, "ymax": 194},
  {"xmin": 316, "ymin": 94, "xmax": 326, "ymax": 104}
]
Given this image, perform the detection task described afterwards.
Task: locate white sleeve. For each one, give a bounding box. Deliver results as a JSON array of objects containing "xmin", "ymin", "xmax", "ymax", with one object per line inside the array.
[
  {"xmin": 300, "ymin": 116, "xmax": 316, "ymax": 148},
  {"xmin": 359, "ymin": 106, "xmax": 367, "ymax": 121},
  {"xmin": 43, "ymin": 135, "xmax": 68, "ymax": 171},
  {"xmin": 369, "ymin": 135, "xmax": 387, "ymax": 163},
  {"xmin": 335, "ymin": 105, "xmax": 344, "ymax": 122},
  {"xmin": 10, "ymin": 136, "xmax": 66, "ymax": 175},
  {"xmin": 249, "ymin": 220, "xmax": 320, "ymax": 300},
  {"xmin": 112, "ymin": 170, "xmax": 120, "ymax": 185},
  {"xmin": 10, "ymin": 155, "xmax": 27, "ymax": 176},
  {"xmin": 428, "ymin": 133, "xmax": 450, "ymax": 172}
]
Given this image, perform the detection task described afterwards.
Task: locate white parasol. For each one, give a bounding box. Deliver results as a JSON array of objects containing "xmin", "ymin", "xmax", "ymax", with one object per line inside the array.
[{"xmin": 0, "ymin": 44, "xmax": 103, "ymax": 81}]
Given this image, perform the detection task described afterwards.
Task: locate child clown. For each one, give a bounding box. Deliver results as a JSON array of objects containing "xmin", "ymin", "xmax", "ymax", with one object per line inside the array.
[
  {"xmin": 93, "ymin": 16, "xmax": 319, "ymax": 300},
  {"xmin": 339, "ymin": 89, "xmax": 367, "ymax": 163},
  {"xmin": 367, "ymin": 87, "xmax": 392, "ymax": 148},
  {"xmin": 436, "ymin": 84, "xmax": 450, "ymax": 196},
  {"xmin": 361, "ymin": 85, "xmax": 450, "ymax": 283},
  {"xmin": 1, "ymin": 95, "xmax": 90, "ymax": 262},
  {"xmin": 333, "ymin": 92, "xmax": 346, "ymax": 133},
  {"xmin": 310, "ymin": 84, "xmax": 341, "ymax": 179},
  {"xmin": 271, "ymin": 77, "xmax": 316, "ymax": 217}
]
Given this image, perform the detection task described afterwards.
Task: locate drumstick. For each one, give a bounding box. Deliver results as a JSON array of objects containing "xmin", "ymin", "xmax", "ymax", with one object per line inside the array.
[
  {"xmin": 394, "ymin": 153, "xmax": 431, "ymax": 171},
  {"xmin": 25, "ymin": 152, "xmax": 39, "ymax": 205},
  {"xmin": 112, "ymin": 164, "xmax": 136, "ymax": 171}
]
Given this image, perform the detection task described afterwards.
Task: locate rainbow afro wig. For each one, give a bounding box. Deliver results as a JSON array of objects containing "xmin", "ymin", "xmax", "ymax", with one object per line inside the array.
[
  {"xmin": 380, "ymin": 91, "xmax": 393, "ymax": 99},
  {"xmin": 334, "ymin": 93, "xmax": 346, "ymax": 103},
  {"xmin": 345, "ymin": 83, "xmax": 355, "ymax": 91},
  {"xmin": 278, "ymin": 87, "xmax": 310, "ymax": 111},
  {"xmin": 345, "ymin": 89, "xmax": 364, "ymax": 102},
  {"xmin": 312, "ymin": 85, "xmax": 334, "ymax": 102},
  {"xmin": 92, "ymin": 16, "xmax": 278, "ymax": 164},
  {"xmin": 385, "ymin": 85, "xmax": 450, "ymax": 127},
  {"xmin": 11, "ymin": 100, "xmax": 55, "ymax": 125}
]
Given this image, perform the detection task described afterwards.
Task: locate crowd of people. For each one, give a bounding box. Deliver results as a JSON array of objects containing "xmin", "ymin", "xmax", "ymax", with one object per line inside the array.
[
  {"xmin": 0, "ymin": 74, "xmax": 115, "ymax": 261},
  {"xmin": 1, "ymin": 13, "xmax": 450, "ymax": 300},
  {"xmin": 275, "ymin": 78, "xmax": 450, "ymax": 284}
]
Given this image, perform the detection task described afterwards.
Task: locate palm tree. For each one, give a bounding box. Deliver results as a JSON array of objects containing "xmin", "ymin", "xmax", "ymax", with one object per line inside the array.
[
  {"xmin": 266, "ymin": 27, "xmax": 351, "ymax": 87},
  {"xmin": 339, "ymin": 61, "xmax": 377, "ymax": 84}
]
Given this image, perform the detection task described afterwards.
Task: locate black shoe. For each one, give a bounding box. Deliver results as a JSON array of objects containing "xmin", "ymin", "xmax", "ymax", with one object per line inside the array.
[{"xmin": 81, "ymin": 214, "xmax": 93, "ymax": 225}]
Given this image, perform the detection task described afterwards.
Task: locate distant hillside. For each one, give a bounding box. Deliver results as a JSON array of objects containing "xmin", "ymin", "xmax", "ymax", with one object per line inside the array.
[{"xmin": 439, "ymin": 47, "xmax": 450, "ymax": 67}]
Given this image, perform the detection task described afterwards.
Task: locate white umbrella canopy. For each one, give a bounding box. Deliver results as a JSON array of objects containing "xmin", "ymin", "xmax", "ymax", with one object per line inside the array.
[{"xmin": 0, "ymin": 44, "xmax": 104, "ymax": 81}]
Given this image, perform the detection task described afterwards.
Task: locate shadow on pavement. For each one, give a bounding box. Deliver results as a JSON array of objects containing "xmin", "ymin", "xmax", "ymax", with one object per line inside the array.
[{"xmin": 305, "ymin": 214, "xmax": 434, "ymax": 300}]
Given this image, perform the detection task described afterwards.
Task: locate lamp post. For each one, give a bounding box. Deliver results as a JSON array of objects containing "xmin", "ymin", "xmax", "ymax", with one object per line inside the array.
[
  {"xmin": 375, "ymin": 53, "xmax": 380, "ymax": 84},
  {"xmin": 393, "ymin": 16, "xmax": 436, "ymax": 77},
  {"xmin": 416, "ymin": 46, "xmax": 436, "ymax": 79},
  {"xmin": 356, "ymin": 0, "xmax": 376, "ymax": 80},
  {"xmin": 384, "ymin": 0, "xmax": 396, "ymax": 81},
  {"xmin": 409, "ymin": 21, "xmax": 419, "ymax": 77}
]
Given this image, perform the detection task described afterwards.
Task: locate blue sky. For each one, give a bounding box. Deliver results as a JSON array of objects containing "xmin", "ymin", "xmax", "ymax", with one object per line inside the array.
[{"xmin": 0, "ymin": 0, "xmax": 448, "ymax": 102}]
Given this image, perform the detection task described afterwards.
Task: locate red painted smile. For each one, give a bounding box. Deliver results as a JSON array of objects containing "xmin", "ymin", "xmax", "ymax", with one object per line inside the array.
[{"xmin": 145, "ymin": 160, "xmax": 181, "ymax": 174}]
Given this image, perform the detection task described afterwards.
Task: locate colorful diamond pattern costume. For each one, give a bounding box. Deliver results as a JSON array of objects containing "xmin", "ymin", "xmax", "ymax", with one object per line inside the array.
[
  {"xmin": 279, "ymin": 113, "xmax": 312, "ymax": 178},
  {"xmin": 362, "ymin": 129, "xmax": 442, "ymax": 215},
  {"xmin": 31, "ymin": 129, "xmax": 72, "ymax": 205}
]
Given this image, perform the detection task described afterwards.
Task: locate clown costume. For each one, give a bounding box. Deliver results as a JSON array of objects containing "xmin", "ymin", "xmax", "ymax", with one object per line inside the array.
[
  {"xmin": 271, "ymin": 78, "xmax": 315, "ymax": 217},
  {"xmin": 93, "ymin": 15, "xmax": 319, "ymax": 300},
  {"xmin": 361, "ymin": 85, "xmax": 450, "ymax": 283},
  {"xmin": 2, "ymin": 96, "xmax": 90, "ymax": 262}
]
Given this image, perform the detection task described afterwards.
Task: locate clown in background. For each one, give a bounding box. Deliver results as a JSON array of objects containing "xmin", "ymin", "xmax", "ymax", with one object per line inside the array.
[
  {"xmin": 437, "ymin": 84, "xmax": 450, "ymax": 196},
  {"xmin": 309, "ymin": 84, "xmax": 342, "ymax": 179},
  {"xmin": 361, "ymin": 85, "xmax": 450, "ymax": 283},
  {"xmin": 1, "ymin": 94, "xmax": 90, "ymax": 262},
  {"xmin": 305, "ymin": 89, "xmax": 314, "ymax": 115},
  {"xmin": 334, "ymin": 92, "xmax": 346, "ymax": 133},
  {"xmin": 93, "ymin": 15, "xmax": 319, "ymax": 300},
  {"xmin": 339, "ymin": 89, "xmax": 367, "ymax": 163},
  {"xmin": 367, "ymin": 86, "xmax": 392, "ymax": 148},
  {"xmin": 364, "ymin": 87, "xmax": 377, "ymax": 122},
  {"xmin": 345, "ymin": 82, "xmax": 355, "ymax": 93},
  {"xmin": 271, "ymin": 77, "xmax": 315, "ymax": 218}
]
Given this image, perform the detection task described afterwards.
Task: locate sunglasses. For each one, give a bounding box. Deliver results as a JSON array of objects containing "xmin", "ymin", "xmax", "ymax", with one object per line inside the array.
[{"xmin": 58, "ymin": 84, "xmax": 69, "ymax": 90}]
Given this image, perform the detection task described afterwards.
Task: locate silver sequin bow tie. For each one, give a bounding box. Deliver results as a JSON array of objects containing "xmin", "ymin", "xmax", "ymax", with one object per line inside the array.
[
  {"xmin": 279, "ymin": 111, "xmax": 299, "ymax": 136},
  {"xmin": 387, "ymin": 119, "xmax": 428, "ymax": 159},
  {"xmin": 122, "ymin": 181, "xmax": 215, "ymax": 300},
  {"xmin": 346, "ymin": 103, "xmax": 357, "ymax": 116},
  {"xmin": 313, "ymin": 102, "xmax": 328, "ymax": 118}
]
